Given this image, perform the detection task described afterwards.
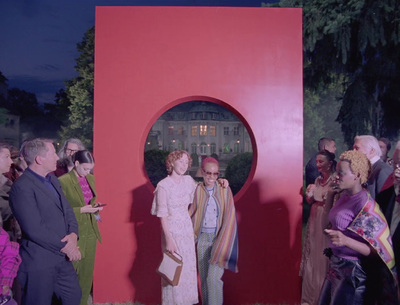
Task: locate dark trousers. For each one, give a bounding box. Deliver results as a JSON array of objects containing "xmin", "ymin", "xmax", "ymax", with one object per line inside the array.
[
  {"xmin": 318, "ymin": 255, "xmax": 367, "ymax": 305},
  {"xmin": 18, "ymin": 260, "xmax": 81, "ymax": 305}
]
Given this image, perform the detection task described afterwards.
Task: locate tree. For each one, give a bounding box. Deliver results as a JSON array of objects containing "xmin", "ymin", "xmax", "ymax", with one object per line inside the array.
[
  {"xmin": 225, "ymin": 152, "xmax": 253, "ymax": 195},
  {"xmin": 144, "ymin": 150, "xmax": 169, "ymax": 187},
  {"xmin": 265, "ymin": 0, "xmax": 400, "ymax": 146},
  {"xmin": 59, "ymin": 27, "xmax": 94, "ymax": 149}
]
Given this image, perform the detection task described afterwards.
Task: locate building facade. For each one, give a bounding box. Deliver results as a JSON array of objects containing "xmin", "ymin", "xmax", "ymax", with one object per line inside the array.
[{"xmin": 146, "ymin": 101, "xmax": 252, "ymax": 170}]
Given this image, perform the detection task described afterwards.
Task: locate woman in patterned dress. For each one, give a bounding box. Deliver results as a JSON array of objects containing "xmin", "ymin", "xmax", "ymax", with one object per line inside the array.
[
  {"xmin": 151, "ymin": 150, "xmax": 199, "ymax": 305},
  {"xmin": 301, "ymin": 150, "xmax": 336, "ymax": 305}
]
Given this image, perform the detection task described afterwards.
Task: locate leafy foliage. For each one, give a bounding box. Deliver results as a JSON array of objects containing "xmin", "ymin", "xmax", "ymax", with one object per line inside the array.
[
  {"xmin": 144, "ymin": 150, "xmax": 169, "ymax": 187},
  {"xmin": 265, "ymin": 0, "xmax": 400, "ymax": 146},
  {"xmin": 225, "ymin": 152, "xmax": 253, "ymax": 195},
  {"xmin": 59, "ymin": 27, "xmax": 94, "ymax": 149}
]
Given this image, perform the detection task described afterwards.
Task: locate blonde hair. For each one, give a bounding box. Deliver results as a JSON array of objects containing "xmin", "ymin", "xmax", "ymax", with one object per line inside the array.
[
  {"xmin": 339, "ymin": 150, "xmax": 371, "ymax": 185},
  {"xmin": 165, "ymin": 150, "xmax": 192, "ymax": 175}
]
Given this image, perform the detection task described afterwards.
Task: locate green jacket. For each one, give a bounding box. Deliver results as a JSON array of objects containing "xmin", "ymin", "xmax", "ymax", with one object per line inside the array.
[{"xmin": 58, "ymin": 170, "xmax": 102, "ymax": 255}]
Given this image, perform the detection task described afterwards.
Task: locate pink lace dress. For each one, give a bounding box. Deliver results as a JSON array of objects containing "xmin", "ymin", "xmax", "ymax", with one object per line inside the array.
[
  {"xmin": 151, "ymin": 175, "xmax": 199, "ymax": 305},
  {"xmin": 300, "ymin": 175, "xmax": 333, "ymax": 305}
]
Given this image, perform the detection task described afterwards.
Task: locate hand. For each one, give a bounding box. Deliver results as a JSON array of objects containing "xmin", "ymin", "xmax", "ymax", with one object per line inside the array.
[
  {"xmin": 217, "ymin": 178, "xmax": 229, "ymax": 188},
  {"xmin": 325, "ymin": 229, "xmax": 348, "ymax": 247},
  {"xmin": 60, "ymin": 233, "xmax": 81, "ymax": 261},
  {"xmin": 2, "ymin": 285, "xmax": 10, "ymax": 295},
  {"xmin": 306, "ymin": 184, "xmax": 316, "ymax": 197},
  {"xmin": 65, "ymin": 247, "xmax": 82, "ymax": 262},
  {"xmin": 81, "ymin": 205, "xmax": 103, "ymax": 214},
  {"xmin": 165, "ymin": 237, "xmax": 178, "ymax": 254}
]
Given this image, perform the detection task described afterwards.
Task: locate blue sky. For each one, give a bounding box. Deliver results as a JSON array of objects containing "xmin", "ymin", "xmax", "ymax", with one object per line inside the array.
[{"xmin": 0, "ymin": 0, "xmax": 272, "ymax": 105}]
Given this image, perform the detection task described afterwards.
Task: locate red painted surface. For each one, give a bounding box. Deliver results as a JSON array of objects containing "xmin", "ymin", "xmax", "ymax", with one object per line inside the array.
[{"xmin": 94, "ymin": 6, "xmax": 303, "ymax": 304}]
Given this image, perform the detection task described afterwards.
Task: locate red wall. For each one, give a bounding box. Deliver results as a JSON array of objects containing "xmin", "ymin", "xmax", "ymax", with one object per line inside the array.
[{"xmin": 94, "ymin": 6, "xmax": 303, "ymax": 304}]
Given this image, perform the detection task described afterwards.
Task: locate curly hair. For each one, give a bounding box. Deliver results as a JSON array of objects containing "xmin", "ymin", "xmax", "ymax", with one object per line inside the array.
[
  {"xmin": 339, "ymin": 150, "xmax": 371, "ymax": 185},
  {"xmin": 165, "ymin": 150, "xmax": 192, "ymax": 175}
]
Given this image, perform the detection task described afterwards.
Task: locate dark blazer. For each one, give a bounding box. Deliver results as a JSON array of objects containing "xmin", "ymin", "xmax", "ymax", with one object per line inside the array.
[
  {"xmin": 9, "ymin": 168, "xmax": 79, "ymax": 271},
  {"xmin": 368, "ymin": 159, "xmax": 392, "ymax": 201},
  {"xmin": 384, "ymin": 186, "xmax": 400, "ymax": 264},
  {"xmin": 58, "ymin": 171, "xmax": 101, "ymax": 254}
]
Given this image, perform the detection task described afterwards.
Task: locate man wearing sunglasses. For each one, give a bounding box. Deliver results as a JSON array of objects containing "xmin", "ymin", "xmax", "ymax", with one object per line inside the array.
[{"xmin": 190, "ymin": 157, "xmax": 238, "ymax": 305}]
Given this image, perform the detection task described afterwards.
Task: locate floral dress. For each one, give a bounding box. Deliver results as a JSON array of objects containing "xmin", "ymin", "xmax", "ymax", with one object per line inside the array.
[{"xmin": 151, "ymin": 175, "xmax": 199, "ymax": 305}]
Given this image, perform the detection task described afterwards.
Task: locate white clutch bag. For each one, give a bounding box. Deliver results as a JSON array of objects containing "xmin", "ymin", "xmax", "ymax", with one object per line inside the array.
[{"xmin": 157, "ymin": 251, "xmax": 183, "ymax": 286}]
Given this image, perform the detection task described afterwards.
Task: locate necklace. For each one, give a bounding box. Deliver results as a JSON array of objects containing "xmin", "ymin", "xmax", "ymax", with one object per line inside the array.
[{"xmin": 319, "ymin": 175, "xmax": 332, "ymax": 187}]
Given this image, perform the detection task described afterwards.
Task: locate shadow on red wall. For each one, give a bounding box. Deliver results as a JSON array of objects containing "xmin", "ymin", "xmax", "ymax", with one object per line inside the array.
[
  {"xmin": 129, "ymin": 183, "xmax": 161, "ymax": 304},
  {"xmin": 127, "ymin": 178, "xmax": 302, "ymax": 304}
]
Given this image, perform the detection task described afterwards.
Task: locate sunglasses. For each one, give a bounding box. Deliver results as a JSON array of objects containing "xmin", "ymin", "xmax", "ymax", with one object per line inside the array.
[{"xmin": 203, "ymin": 170, "xmax": 220, "ymax": 177}]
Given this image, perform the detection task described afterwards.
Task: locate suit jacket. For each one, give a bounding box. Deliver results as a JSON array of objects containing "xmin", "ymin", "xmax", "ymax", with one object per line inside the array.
[
  {"xmin": 9, "ymin": 168, "xmax": 79, "ymax": 271},
  {"xmin": 384, "ymin": 186, "xmax": 400, "ymax": 265},
  {"xmin": 58, "ymin": 171, "xmax": 101, "ymax": 255},
  {"xmin": 368, "ymin": 159, "xmax": 393, "ymax": 201}
]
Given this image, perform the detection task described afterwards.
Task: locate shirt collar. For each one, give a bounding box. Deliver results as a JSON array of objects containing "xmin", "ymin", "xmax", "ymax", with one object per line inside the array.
[
  {"xmin": 370, "ymin": 155, "xmax": 380, "ymax": 165},
  {"xmin": 26, "ymin": 167, "xmax": 52, "ymax": 183}
]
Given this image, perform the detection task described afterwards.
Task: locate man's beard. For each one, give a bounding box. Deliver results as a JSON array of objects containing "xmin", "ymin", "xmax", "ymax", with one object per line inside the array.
[{"xmin": 59, "ymin": 156, "xmax": 74, "ymax": 168}]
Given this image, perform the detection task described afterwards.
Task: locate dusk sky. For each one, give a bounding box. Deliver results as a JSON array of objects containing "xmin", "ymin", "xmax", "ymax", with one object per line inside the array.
[{"xmin": 0, "ymin": 0, "xmax": 272, "ymax": 105}]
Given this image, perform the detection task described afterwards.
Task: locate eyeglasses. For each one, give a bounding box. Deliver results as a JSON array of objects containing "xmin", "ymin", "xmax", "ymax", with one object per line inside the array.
[
  {"xmin": 203, "ymin": 170, "xmax": 219, "ymax": 177},
  {"xmin": 66, "ymin": 148, "xmax": 78, "ymax": 154}
]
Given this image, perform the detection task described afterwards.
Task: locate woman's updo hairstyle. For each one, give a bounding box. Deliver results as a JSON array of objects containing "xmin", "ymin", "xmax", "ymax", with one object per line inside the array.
[
  {"xmin": 339, "ymin": 150, "xmax": 371, "ymax": 185},
  {"xmin": 72, "ymin": 150, "xmax": 94, "ymax": 164},
  {"xmin": 317, "ymin": 149, "xmax": 336, "ymax": 172}
]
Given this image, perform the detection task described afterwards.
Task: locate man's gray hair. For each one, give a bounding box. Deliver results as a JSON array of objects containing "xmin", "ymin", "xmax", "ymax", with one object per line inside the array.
[
  {"xmin": 354, "ymin": 135, "xmax": 382, "ymax": 157},
  {"xmin": 22, "ymin": 138, "xmax": 53, "ymax": 166},
  {"xmin": 57, "ymin": 138, "xmax": 85, "ymax": 159}
]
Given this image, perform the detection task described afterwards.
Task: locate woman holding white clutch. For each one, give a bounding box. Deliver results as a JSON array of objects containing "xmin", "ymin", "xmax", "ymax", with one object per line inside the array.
[{"xmin": 151, "ymin": 150, "xmax": 199, "ymax": 305}]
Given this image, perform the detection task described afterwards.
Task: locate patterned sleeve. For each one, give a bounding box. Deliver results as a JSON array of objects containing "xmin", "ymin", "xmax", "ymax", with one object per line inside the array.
[
  {"xmin": 151, "ymin": 185, "xmax": 169, "ymax": 217},
  {"xmin": 0, "ymin": 228, "xmax": 21, "ymax": 287}
]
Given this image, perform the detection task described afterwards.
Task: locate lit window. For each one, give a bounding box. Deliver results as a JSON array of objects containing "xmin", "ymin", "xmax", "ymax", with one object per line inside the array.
[
  {"xmin": 192, "ymin": 126, "xmax": 198, "ymax": 136},
  {"xmin": 210, "ymin": 126, "xmax": 216, "ymax": 136},
  {"xmin": 200, "ymin": 125, "xmax": 207, "ymax": 136},
  {"xmin": 168, "ymin": 126, "xmax": 174, "ymax": 135},
  {"xmin": 178, "ymin": 126, "xmax": 184, "ymax": 135}
]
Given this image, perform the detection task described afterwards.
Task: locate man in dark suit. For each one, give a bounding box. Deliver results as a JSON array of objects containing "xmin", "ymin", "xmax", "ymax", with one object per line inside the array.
[
  {"xmin": 9, "ymin": 138, "xmax": 81, "ymax": 305},
  {"xmin": 353, "ymin": 135, "xmax": 393, "ymax": 212},
  {"xmin": 384, "ymin": 141, "xmax": 400, "ymax": 264}
]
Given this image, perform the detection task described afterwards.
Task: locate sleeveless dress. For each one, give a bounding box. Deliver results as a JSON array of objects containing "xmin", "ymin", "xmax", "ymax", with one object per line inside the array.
[
  {"xmin": 300, "ymin": 175, "xmax": 332, "ymax": 305},
  {"xmin": 151, "ymin": 175, "xmax": 199, "ymax": 305}
]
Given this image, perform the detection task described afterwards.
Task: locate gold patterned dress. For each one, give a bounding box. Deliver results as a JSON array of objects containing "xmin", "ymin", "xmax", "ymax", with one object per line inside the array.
[
  {"xmin": 151, "ymin": 175, "xmax": 199, "ymax": 305},
  {"xmin": 300, "ymin": 175, "xmax": 333, "ymax": 305}
]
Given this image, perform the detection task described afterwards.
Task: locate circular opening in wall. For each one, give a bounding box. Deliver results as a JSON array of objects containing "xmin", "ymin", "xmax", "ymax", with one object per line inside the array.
[{"xmin": 144, "ymin": 99, "xmax": 256, "ymax": 196}]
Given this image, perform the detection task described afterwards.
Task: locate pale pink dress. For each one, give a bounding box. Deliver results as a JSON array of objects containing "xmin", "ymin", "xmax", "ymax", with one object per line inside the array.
[
  {"xmin": 300, "ymin": 175, "xmax": 332, "ymax": 305},
  {"xmin": 151, "ymin": 175, "xmax": 199, "ymax": 305}
]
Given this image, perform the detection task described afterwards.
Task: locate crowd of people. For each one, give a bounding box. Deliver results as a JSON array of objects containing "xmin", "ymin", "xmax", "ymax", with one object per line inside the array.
[
  {"xmin": 302, "ymin": 136, "xmax": 400, "ymax": 305},
  {"xmin": 2, "ymin": 133, "xmax": 400, "ymax": 305},
  {"xmin": 0, "ymin": 138, "xmax": 104, "ymax": 305}
]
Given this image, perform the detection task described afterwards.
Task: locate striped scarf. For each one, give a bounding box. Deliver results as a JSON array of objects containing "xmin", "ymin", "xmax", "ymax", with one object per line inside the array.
[{"xmin": 191, "ymin": 183, "xmax": 239, "ymax": 273}]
